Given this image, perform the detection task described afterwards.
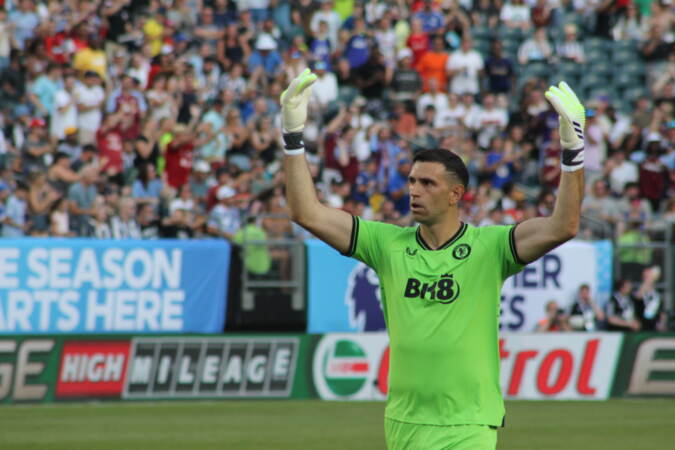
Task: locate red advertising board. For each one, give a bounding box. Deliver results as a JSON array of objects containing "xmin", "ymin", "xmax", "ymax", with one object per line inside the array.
[
  {"xmin": 499, "ymin": 333, "xmax": 623, "ymax": 400},
  {"xmin": 56, "ymin": 341, "xmax": 131, "ymax": 398}
]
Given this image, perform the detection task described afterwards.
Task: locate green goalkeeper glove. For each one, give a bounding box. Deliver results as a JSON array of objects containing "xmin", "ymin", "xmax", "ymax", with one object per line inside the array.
[
  {"xmin": 545, "ymin": 81, "xmax": 586, "ymax": 172},
  {"xmin": 280, "ymin": 68, "xmax": 317, "ymax": 155}
]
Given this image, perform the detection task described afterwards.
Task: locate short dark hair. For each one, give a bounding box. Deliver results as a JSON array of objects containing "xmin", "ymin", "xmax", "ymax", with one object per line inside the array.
[{"xmin": 412, "ymin": 148, "xmax": 469, "ymax": 188}]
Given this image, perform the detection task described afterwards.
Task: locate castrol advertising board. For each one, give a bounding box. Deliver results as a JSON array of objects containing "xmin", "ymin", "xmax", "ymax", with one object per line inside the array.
[{"xmin": 313, "ymin": 333, "xmax": 622, "ymax": 400}]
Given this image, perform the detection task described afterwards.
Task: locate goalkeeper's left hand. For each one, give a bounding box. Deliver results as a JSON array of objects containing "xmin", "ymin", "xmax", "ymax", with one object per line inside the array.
[{"xmin": 545, "ymin": 82, "xmax": 586, "ymax": 172}]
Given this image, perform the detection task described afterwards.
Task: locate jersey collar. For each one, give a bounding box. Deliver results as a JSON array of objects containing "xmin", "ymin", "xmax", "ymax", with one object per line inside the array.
[{"xmin": 415, "ymin": 222, "xmax": 467, "ymax": 251}]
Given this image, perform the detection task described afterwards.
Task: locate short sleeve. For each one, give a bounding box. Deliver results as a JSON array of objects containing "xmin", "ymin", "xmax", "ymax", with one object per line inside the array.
[
  {"xmin": 481, "ymin": 224, "xmax": 526, "ymax": 280},
  {"xmin": 342, "ymin": 216, "xmax": 397, "ymax": 271}
]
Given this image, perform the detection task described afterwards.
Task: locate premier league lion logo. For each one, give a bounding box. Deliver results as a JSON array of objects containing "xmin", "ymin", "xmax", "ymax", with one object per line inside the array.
[{"xmin": 345, "ymin": 263, "xmax": 386, "ymax": 331}]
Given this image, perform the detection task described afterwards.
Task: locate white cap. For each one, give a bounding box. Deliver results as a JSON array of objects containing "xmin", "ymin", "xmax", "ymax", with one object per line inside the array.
[
  {"xmin": 255, "ymin": 34, "xmax": 277, "ymax": 51},
  {"xmin": 217, "ymin": 185, "xmax": 236, "ymax": 200},
  {"xmin": 194, "ymin": 160, "xmax": 211, "ymax": 173},
  {"xmin": 398, "ymin": 48, "xmax": 412, "ymax": 61}
]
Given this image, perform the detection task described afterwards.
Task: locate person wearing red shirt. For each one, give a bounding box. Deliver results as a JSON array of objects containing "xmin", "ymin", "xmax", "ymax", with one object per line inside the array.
[
  {"xmin": 406, "ymin": 17, "xmax": 430, "ymax": 67},
  {"xmin": 112, "ymin": 75, "xmax": 142, "ymax": 140},
  {"xmin": 164, "ymin": 124, "xmax": 195, "ymax": 189},
  {"xmin": 639, "ymin": 140, "xmax": 669, "ymax": 211},
  {"xmin": 96, "ymin": 112, "xmax": 124, "ymax": 176},
  {"xmin": 541, "ymin": 129, "xmax": 562, "ymax": 189}
]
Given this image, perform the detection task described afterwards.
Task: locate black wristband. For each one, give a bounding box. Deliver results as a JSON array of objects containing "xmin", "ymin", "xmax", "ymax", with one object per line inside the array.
[
  {"xmin": 562, "ymin": 147, "xmax": 584, "ymax": 168},
  {"xmin": 283, "ymin": 132, "xmax": 304, "ymax": 150}
]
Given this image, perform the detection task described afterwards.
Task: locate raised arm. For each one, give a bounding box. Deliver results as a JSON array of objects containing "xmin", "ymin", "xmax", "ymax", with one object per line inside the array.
[
  {"xmin": 281, "ymin": 69, "xmax": 353, "ymax": 254},
  {"xmin": 514, "ymin": 82, "xmax": 585, "ymax": 263}
]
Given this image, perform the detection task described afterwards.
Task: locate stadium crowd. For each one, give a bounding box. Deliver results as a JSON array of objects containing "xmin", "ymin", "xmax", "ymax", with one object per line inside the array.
[{"xmin": 0, "ymin": 0, "xmax": 672, "ymax": 248}]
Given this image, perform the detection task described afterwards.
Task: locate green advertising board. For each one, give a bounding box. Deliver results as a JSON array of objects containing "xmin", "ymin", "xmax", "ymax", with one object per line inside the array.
[
  {"xmin": 0, "ymin": 334, "xmax": 317, "ymax": 404},
  {"xmin": 612, "ymin": 333, "xmax": 675, "ymax": 397},
  {"xmin": 0, "ymin": 336, "xmax": 61, "ymax": 404}
]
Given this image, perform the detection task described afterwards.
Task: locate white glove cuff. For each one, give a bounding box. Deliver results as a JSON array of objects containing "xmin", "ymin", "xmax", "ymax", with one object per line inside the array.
[{"xmin": 284, "ymin": 147, "xmax": 305, "ymax": 156}]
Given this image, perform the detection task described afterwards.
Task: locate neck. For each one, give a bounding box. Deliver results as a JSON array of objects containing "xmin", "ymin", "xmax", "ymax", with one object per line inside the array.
[{"xmin": 418, "ymin": 214, "xmax": 462, "ymax": 250}]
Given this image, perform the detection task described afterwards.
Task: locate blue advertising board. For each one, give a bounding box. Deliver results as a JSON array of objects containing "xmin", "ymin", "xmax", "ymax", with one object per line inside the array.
[
  {"xmin": 306, "ymin": 238, "xmax": 613, "ymax": 333},
  {"xmin": 306, "ymin": 239, "xmax": 385, "ymax": 333},
  {"xmin": 0, "ymin": 239, "xmax": 230, "ymax": 334}
]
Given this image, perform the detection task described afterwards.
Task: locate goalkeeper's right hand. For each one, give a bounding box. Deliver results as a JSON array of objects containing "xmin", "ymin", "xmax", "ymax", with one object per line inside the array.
[{"xmin": 280, "ymin": 68, "xmax": 317, "ymax": 133}]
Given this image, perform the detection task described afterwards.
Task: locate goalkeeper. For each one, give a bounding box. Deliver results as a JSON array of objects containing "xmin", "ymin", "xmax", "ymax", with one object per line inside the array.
[{"xmin": 281, "ymin": 69, "xmax": 586, "ymax": 450}]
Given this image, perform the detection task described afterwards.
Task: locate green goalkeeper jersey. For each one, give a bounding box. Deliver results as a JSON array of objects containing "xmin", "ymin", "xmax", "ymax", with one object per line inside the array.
[{"xmin": 345, "ymin": 217, "xmax": 525, "ymax": 426}]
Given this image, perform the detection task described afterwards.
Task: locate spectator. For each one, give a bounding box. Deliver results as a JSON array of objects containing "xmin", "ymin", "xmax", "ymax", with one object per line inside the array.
[
  {"xmin": 612, "ymin": 2, "xmax": 647, "ymax": 41},
  {"xmin": 416, "ymin": 34, "xmax": 450, "ymax": 93},
  {"xmin": 639, "ymin": 140, "xmax": 669, "ymax": 212},
  {"xmin": 74, "ymin": 71, "xmax": 105, "ymax": 145},
  {"xmin": 310, "ymin": 61, "xmax": 339, "ymax": 111},
  {"xmin": 310, "ymin": 0, "xmax": 341, "ymax": 49},
  {"xmin": 67, "ymin": 165, "xmax": 98, "ymax": 235},
  {"xmin": 414, "ymin": 0, "xmax": 444, "ymax": 33},
  {"xmin": 406, "ymin": 17, "xmax": 429, "ymax": 67},
  {"xmin": 165, "ymin": 124, "xmax": 195, "ymax": 190},
  {"xmin": 189, "ymin": 161, "xmax": 213, "ymax": 205},
  {"xmin": 484, "ymin": 41, "xmax": 515, "ymax": 103},
  {"xmin": 472, "ymin": 94, "xmax": 508, "ymax": 150},
  {"xmin": 8, "ymin": 0, "xmax": 40, "ymax": 51},
  {"xmin": 540, "ymin": 128, "xmax": 562, "ymax": 189},
  {"xmin": 207, "ymin": 185, "xmax": 241, "ymax": 240},
  {"xmin": 387, "ymin": 158, "xmax": 411, "ymax": 216},
  {"xmin": 606, "ymin": 279, "xmax": 641, "ymax": 331},
  {"xmin": 72, "ymin": 38, "xmax": 107, "ymax": 80},
  {"xmin": 132, "ymin": 163, "xmax": 163, "ymax": 209},
  {"xmin": 391, "ymin": 48, "xmax": 423, "ymax": 101},
  {"xmin": 518, "ymin": 27, "xmax": 553, "ymax": 65},
  {"xmin": 28, "ymin": 63, "xmax": 61, "ymax": 118},
  {"xmin": 343, "ymin": 17, "xmax": 371, "ymax": 72},
  {"xmin": 634, "ymin": 266, "xmax": 667, "ymax": 332},
  {"xmin": 21, "ymin": 118, "xmax": 51, "ymax": 175},
  {"xmin": 482, "ymin": 136, "xmax": 518, "ymax": 189},
  {"xmin": 87, "ymin": 203, "xmax": 112, "ymax": 239},
  {"xmin": 248, "ymin": 34, "xmax": 283, "ymax": 81},
  {"xmin": 49, "ymin": 73, "xmax": 78, "ymax": 142},
  {"xmin": 617, "ymin": 219, "xmax": 652, "ymax": 281},
  {"xmin": 607, "ymin": 149, "xmax": 639, "ymax": 195},
  {"xmin": 582, "ymin": 179, "xmax": 621, "ymax": 234},
  {"xmin": 557, "ymin": 24, "xmax": 585, "ymax": 64},
  {"xmin": 447, "ymin": 38, "xmax": 484, "ymax": 96},
  {"xmin": 416, "ymin": 78, "xmax": 448, "ymax": 120},
  {"xmin": 584, "ymin": 109, "xmax": 607, "ymax": 182},
  {"xmin": 47, "ymin": 152, "xmax": 79, "ymax": 196},
  {"xmin": 436, "ymin": 93, "xmax": 465, "ymax": 131},
  {"xmin": 111, "ymin": 197, "xmax": 141, "ymax": 239},
  {"xmin": 568, "ymin": 284, "xmax": 605, "ymax": 331},
  {"xmin": 2, "ymin": 183, "xmax": 29, "ymax": 237},
  {"xmin": 49, "ymin": 197, "xmax": 73, "ymax": 237},
  {"xmin": 233, "ymin": 217, "xmax": 272, "ymax": 276},
  {"xmin": 309, "ymin": 20, "xmax": 332, "ymax": 70},
  {"xmin": 28, "ymin": 171, "xmax": 60, "ymax": 234},
  {"xmin": 137, "ymin": 202, "xmax": 161, "ymax": 239},
  {"xmin": 500, "ymin": 0, "xmax": 531, "ymax": 31},
  {"xmin": 161, "ymin": 208, "xmax": 194, "ymax": 239},
  {"xmin": 536, "ymin": 300, "xmax": 572, "ymax": 332}
]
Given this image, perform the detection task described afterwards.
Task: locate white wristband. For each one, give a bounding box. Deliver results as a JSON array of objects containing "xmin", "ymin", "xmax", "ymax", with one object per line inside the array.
[{"xmin": 284, "ymin": 147, "xmax": 305, "ymax": 156}]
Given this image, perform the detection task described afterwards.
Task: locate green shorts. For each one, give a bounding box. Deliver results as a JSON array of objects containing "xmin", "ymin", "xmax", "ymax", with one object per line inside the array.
[{"xmin": 384, "ymin": 418, "xmax": 498, "ymax": 450}]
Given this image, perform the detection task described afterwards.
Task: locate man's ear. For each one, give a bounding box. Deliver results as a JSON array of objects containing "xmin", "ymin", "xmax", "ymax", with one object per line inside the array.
[{"xmin": 448, "ymin": 184, "xmax": 465, "ymax": 206}]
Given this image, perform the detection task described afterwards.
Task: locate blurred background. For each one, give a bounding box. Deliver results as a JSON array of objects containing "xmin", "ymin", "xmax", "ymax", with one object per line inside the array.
[{"xmin": 0, "ymin": 0, "xmax": 673, "ymax": 448}]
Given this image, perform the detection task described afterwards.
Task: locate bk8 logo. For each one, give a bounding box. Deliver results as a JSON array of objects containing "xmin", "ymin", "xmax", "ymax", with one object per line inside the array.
[{"xmin": 403, "ymin": 274, "xmax": 461, "ymax": 304}]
